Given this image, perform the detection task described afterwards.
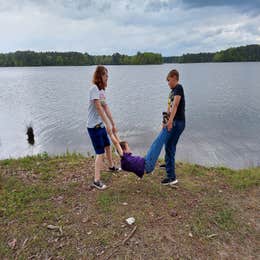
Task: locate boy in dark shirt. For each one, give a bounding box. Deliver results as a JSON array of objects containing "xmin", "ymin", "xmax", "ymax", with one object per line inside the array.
[
  {"xmin": 162, "ymin": 69, "xmax": 185, "ymax": 185},
  {"xmin": 110, "ymin": 69, "xmax": 185, "ymax": 186}
]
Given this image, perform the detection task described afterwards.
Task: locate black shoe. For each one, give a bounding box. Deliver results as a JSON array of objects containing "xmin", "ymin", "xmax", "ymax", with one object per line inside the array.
[
  {"xmin": 92, "ymin": 180, "xmax": 107, "ymax": 190},
  {"xmin": 109, "ymin": 166, "xmax": 121, "ymax": 172},
  {"xmin": 159, "ymin": 163, "xmax": 166, "ymax": 168},
  {"xmin": 161, "ymin": 178, "xmax": 178, "ymax": 185}
]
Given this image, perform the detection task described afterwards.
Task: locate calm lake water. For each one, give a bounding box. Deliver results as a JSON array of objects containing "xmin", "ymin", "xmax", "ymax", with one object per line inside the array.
[{"xmin": 0, "ymin": 63, "xmax": 260, "ymax": 169}]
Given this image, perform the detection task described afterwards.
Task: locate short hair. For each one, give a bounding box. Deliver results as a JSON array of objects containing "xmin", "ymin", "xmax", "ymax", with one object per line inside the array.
[
  {"xmin": 119, "ymin": 141, "xmax": 128, "ymax": 151},
  {"xmin": 167, "ymin": 69, "xmax": 179, "ymax": 81},
  {"xmin": 92, "ymin": 65, "xmax": 108, "ymax": 90}
]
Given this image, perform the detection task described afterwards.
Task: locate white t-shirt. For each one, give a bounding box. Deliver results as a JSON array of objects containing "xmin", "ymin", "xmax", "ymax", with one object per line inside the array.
[{"xmin": 87, "ymin": 85, "xmax": 106, "ymax": 128}]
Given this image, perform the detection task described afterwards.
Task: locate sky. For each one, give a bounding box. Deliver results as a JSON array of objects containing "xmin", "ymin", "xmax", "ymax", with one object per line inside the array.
[{"xmin": 0, "ymin": 0, "xmax": 259, "ymax": 56}]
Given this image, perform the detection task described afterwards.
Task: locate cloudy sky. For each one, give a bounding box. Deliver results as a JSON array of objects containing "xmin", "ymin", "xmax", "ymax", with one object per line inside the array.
[{"xmin": 0, "ymin": 0, "xmax": 259, "ymax": 55}]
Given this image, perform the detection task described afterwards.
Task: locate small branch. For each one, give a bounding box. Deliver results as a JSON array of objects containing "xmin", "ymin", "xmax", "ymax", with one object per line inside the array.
[
  {"xmin": 104, "ymin": 248, "xmax": 120, "ymax": 260},
  {"xmin": 103, "ymin": 226, "xmax": 137, "ymax": 260},
  {"xmin": 122, "ymin": 225, "xmax": 137, "ymax": 245}
]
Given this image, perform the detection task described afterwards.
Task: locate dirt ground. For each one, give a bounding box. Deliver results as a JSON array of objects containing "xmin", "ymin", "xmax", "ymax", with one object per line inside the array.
[{"xmin": 0, "ymin": 153, "xmax": 259, "ymax": 259}]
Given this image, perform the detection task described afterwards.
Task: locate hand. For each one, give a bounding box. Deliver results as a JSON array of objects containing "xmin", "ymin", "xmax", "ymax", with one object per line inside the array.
[
  {"xmin": 161, "ymin": 123, "xmax": 166, "ymax": 129},
  {"xmin": 167, "ymin": 120, "xmax": 173, "ymax": 132}
]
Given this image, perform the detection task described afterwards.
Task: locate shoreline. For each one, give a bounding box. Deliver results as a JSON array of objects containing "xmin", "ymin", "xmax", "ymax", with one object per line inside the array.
[
  {"xmin": 0, "ymin": 60, "xmax": 260, "ymax": 68},
  {"xmin": 0, "ymin": 152, "xmax": 259, "ymax": 171}
]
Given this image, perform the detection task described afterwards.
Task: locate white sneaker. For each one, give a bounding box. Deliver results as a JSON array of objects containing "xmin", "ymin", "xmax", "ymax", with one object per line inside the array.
[
  {"xmin": 170, "ymin": 179, "xmax": 178, "ymax": 185},
  {"xmin": 161, "ymin": 178, "xmax": 178, "ymax": 185},
  {"xmin": 92, "ymin": 180, "xmax": 107, "ymax": 190}
]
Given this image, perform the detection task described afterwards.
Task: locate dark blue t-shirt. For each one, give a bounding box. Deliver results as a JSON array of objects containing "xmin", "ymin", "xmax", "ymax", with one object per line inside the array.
[{"xmin": 168, "ymin": 84, "xmax": 185, "ymax": 121}]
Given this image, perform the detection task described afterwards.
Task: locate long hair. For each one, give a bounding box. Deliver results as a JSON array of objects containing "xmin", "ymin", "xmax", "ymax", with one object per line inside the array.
[{"xmin": 92, "ymin": 65, "xmax": 108, "ymax": 90}]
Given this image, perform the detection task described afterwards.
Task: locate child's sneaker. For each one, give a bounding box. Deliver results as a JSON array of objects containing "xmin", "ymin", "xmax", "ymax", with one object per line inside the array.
[
  {"xmin": 92, "ymin": 180, "xmax": 107, "ymax": 190},
  {"xmin": 161, "ymin": 178, "xmax": 178, "ymax": 185},
  {"xmin": 109, "ymin": 166, "xmax": 121, "ymax": 172}
]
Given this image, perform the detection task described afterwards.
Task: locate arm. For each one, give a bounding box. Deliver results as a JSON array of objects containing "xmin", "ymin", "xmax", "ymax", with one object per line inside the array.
[
  {"xmin": 167, "ymin": 95, "xmax": 181, "ymax": 131},
  {"xmin": 167, "ymin": 104, "xmax": 171, "ymax": 115},
  {"xmin": 110, "ymin": 132, "xmax": 123, "ymax": 157},
  {"xmin": 103, "ymin": 104, "xmax": 117, "ymax": 133},
  {"xmin": 94, "ymin": 99, "xmax": 112, "ymax": 134}
]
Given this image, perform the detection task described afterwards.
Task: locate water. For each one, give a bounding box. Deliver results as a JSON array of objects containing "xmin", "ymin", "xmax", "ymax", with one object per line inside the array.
[{"xmin": 0, "ymin": 63, "xmax": 260, "ymax": 169}]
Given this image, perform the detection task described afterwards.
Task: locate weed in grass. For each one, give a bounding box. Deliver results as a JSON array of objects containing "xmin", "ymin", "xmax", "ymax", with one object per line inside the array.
[
  {"xmin": 191, "ymin": 211, "xmax": 213, "ymax": 237},
  {"xmin": 214, "ymin": 167, "xmax": 260, "ymax": 189},
  {"xmin": 97, "ymin": 193, "xmax": 116, "ymax": 213},
  {"xmin": 0, "ymin": 177, "xmax": 56, "ymax": 219},
  {"xmin": 213, "ymin": 208, "xmax": 236, "ymax": 231}
]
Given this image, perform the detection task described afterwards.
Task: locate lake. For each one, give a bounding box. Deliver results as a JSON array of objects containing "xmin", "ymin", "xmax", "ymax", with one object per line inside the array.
[{"xmin": 0, "ymin": 63, "xmax": 259, "ymax": 169}]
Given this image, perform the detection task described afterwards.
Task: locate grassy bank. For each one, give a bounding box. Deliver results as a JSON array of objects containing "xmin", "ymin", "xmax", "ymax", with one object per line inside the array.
[{"xmin": 0, "ymin": 153, "xmax": 259, "ymax": 259}]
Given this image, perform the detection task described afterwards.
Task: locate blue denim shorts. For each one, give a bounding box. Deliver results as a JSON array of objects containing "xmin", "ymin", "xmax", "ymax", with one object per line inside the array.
[{"xmin": 87, "ymin": 125, "xmax": 110, "ymax": 154}]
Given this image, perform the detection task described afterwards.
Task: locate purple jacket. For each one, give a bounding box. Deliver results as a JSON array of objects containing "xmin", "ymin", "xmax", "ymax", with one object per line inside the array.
[{"xmin": 121, "ymin": 152, "xmax": 145, "ymax": 176}]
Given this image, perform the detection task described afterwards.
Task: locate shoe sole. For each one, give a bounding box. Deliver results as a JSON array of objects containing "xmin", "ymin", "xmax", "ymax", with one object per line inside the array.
[
  {"xmin": 92, "ymin": 184, "xmax": 107, "ymax": 190},
  {"xmin": 109, "ymin": 168, "xmax": 122, "ymax": 172},
  {"xmin": 162, "ymin": 180, "xmax": 178, "ymax": 185}
]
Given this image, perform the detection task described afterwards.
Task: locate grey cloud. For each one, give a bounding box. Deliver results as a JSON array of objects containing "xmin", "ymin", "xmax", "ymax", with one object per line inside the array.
[
  {"xmin": 145, "ymin": 0, "xmax": 178, "ymax": 12},
  {"xmin": 144, "ymin": 0, "xmax": 260, "ymax": 14},
  {"xmin": 1, "ymin": 0, "xmax": 259, "ymax": 19},
  {"xmin": 181, "ymin": 0, "xmax": 260, "ymax": 12},
  {"xmin": 0, "ymin": 0, "xmax": 112, "ymax": 19},
  {"xmin": 0, "ymin": 0, "xmax": 259, "ymax": 55}
]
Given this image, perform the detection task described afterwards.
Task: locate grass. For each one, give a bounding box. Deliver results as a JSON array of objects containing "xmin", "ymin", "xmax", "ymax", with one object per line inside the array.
[
  {"xmin": 0, "ymin": 153, "xmax": 259, "ymax": 259},
  {"xmin": 214, "ymin": 166, "xmax": 260, "ymax": 189}
]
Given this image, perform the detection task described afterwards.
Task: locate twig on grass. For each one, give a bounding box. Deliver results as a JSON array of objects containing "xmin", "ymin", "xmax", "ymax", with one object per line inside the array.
[{"xmin": 103, "ymin": 225, "xmax": 137, "ymax": 260}]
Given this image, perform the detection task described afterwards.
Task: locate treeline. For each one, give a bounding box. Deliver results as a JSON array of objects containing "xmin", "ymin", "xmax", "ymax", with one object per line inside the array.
[
  {"xmin": 164, "ymin": 44, "xmax": 260, "ymax": 63},
  {"xmin": 0, "ymin": 45, "xmax": 259, "ymax": 66},
  {"xmin": 164, "ymin": 53, "xmax": 214, "ymax": 63},
  {"xmin": 0, "ymin": 51, "xmax": 163, "ymax": 67}
]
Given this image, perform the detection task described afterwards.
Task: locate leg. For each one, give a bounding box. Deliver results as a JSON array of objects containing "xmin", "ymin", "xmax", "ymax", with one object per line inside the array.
[
  {"xmin": 144, "ymin": 128, "xmax": 169, "ymax": 173},
  {"xmin": 94, "ymin": 154, "xmax": 104, "ymax": 182},
  {"xmin": 105, "ymin": 145, "xmax": 113, "ymax": 168},
  {"xmin": 165, "ymin": 140, "xmax": 177, "ymax": 180},
  {"xmin": 87, "ymin": 127, "xmax": 106, "ymax": 188},
  {"xmin": 103, "ymin": 128, "xmax": 120, "ymax": 171},
  {"xmin": 165, "ymin": 120, "xmax": 185, "ymax": 180},
  {"xmin": 101, "ymin": 127, "xmax": 113, "ymax": 168}
]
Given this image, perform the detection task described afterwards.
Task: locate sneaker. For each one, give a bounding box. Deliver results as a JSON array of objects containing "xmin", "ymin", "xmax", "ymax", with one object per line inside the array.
[
  {"xmin": 92, "ymin": 180, "xmax": 107, "ymax": 190},
  {"xmin": 159, "ymin": 163, "xmax": 166, "ymax": 168},
  {"xmin": 161, "ymin": 178, "xmax": 178, "ymax": 185},
  {"xmin": 109, "ymin": 166, "xmax": 121, "ymax": 172}
]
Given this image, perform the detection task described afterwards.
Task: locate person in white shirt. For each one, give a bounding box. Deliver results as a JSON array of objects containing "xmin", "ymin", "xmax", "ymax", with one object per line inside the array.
[{"xmin": 87, "ymin": 65, "xmax": 120, "ymax": 190}]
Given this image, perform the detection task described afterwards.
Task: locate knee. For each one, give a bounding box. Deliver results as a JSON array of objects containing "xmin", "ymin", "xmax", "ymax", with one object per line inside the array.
[
  {"xmin": 104, "ymin": 145, "xmax": 111, "ymax": 152},
  {"xmin": 96, "ymin": 154, "xmax": 104, "ymax": 161}
]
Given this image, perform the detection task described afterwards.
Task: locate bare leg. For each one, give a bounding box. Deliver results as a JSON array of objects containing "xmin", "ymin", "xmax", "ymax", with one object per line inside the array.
[
  {"xmin": 95, "ymin": 154, "xmax": 104, "ymax": 182},
  {"xmin": 105, "ymin": 145, "xmax": 113, "ymax": 168}
]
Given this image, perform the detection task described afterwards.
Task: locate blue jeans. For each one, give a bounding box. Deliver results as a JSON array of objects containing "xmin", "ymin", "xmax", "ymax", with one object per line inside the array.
[
  {"xmin": 165, "ymin": 120, "xmax": 185, "ymax": 180},
  {"xmin": 144, "ymin": 127, "xmax": 170, "ymax": 173}
]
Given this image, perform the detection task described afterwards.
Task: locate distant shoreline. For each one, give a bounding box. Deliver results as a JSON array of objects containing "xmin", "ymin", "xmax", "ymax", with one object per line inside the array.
[
  {"xmin": 0, "ymin": 44, "xmax": 259, "ymax": 67},
  {"xmin": 0, "ymin": 60, "xmax": 260, "ymax": 68}
]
